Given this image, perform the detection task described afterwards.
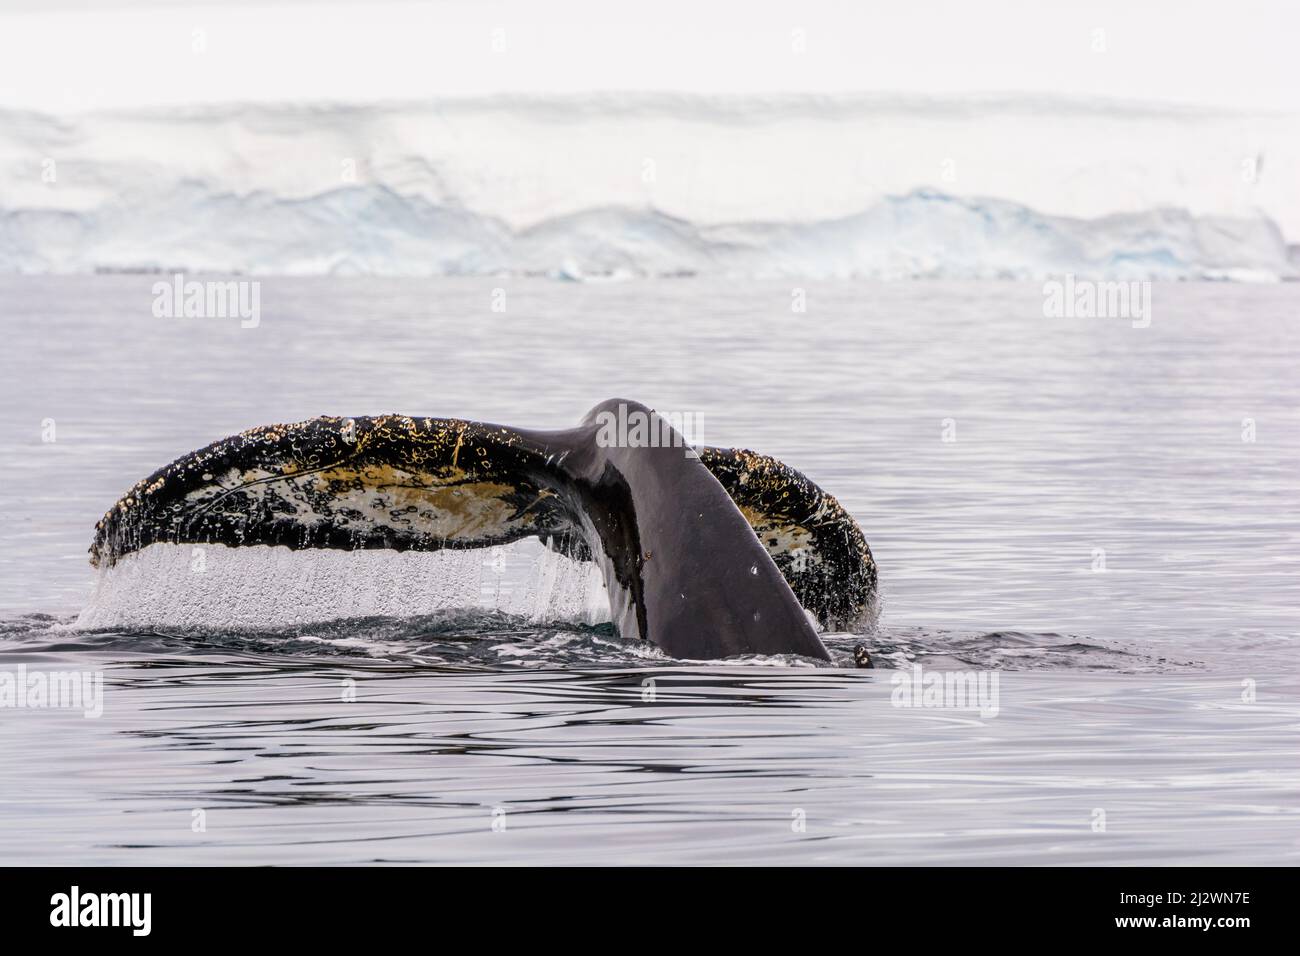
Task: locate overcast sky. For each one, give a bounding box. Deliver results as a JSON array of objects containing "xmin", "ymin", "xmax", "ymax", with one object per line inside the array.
[{"xmin": 1, "ymin": 0, "xmax": 1295, "ymax": 112}]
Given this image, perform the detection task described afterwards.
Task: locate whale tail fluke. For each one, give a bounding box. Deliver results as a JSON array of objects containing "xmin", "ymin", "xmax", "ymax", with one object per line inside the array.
[
  {"xmin": 89, "ymin": 414, "xmax": 577, "ymax": 570},
  {"xmin": 91, "ymin": 403, "xmax": 876, "ymax": 659}
]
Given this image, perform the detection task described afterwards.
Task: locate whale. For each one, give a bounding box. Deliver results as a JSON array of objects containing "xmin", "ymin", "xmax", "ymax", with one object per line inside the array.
[{"xmin": 89, "ymin": 399, "xmax": 877, "ymax": 661}]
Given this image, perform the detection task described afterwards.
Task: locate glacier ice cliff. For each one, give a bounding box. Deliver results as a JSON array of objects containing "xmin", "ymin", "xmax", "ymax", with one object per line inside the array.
[{"xmin": 2, "ymin": 96, "xmax": 1296, "ymax": 279}]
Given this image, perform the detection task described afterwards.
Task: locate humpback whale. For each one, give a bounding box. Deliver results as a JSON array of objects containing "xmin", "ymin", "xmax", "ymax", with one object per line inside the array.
[{"xmin": 90, "ymin": 399, "xmax": 877, "ymax": 661}]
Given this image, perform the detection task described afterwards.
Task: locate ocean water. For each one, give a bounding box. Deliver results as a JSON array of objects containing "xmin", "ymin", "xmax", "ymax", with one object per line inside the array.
[{"xmin": 0, "ymin": 275, "xmax": 1297, "ymax": 864}]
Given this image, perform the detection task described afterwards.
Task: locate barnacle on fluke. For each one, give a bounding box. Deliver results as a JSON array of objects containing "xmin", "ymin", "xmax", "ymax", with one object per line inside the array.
[{"xmin": 91, "ymin": 399, "xmax": 877, "ymax": 661}]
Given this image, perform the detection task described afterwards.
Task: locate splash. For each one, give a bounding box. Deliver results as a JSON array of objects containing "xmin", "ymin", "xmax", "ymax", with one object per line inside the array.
[{"xmin": 74, "ymin": 539, "xmax": 610, "ymax": 633}]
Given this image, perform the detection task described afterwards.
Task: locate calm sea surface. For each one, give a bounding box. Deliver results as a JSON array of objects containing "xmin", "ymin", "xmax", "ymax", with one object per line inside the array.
[{"xmin": 0, "ymin": 276, "xmax": 1297, "ymax": 864}]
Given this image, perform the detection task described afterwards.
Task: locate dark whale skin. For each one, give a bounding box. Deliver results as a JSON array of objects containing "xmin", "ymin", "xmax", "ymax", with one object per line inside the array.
[{"xmin": 92, "ymin": 399, "xmax": 875, "ymax": 661}]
